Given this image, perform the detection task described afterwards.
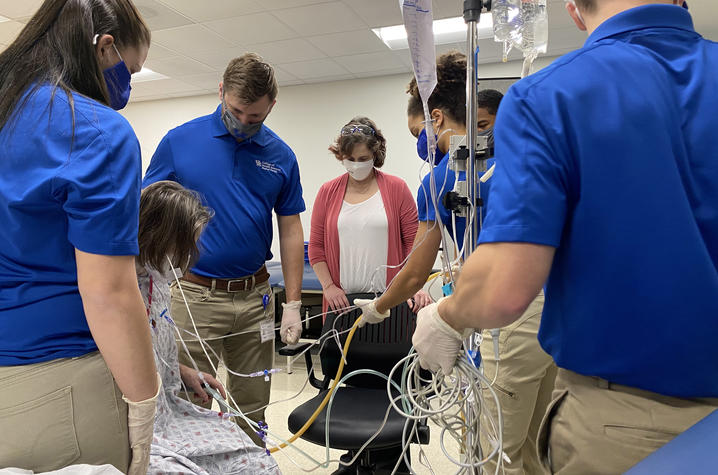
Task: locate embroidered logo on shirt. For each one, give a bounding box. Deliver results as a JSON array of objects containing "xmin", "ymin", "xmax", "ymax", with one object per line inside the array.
[{"xmin": 255, "ymin": 160, "xmax": 281, "ymax": 174}]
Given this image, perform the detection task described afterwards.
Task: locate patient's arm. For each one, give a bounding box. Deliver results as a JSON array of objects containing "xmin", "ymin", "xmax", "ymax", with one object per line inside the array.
[{"xmin": 179, "ymin": 364, "xmax": 226, "ymax": 404}]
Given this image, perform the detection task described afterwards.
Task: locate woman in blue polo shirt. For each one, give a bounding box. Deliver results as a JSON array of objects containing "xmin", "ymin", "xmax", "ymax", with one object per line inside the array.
[
  {"xmin": 0, "ymin": 0, "xmax": 158, "ymax": 472},
  {"xmin": 358, "ymin": 52, "xmax": 557, "ymax": 475}
]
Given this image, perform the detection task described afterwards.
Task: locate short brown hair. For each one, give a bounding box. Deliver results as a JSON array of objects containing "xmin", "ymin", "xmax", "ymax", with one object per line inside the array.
[
  {"xmin": 406, "ymin": 51, "xmax": 466, "ymax": 125},
  {"xmin": 575, "ymin": 0, "xmax": 596, "ymax": 12},
  {"xmin": 223, "ymin": 53, "xmax": 278, "ymax": 104},
  {"xmin": 139, "ymin": 181, "xmax": 214, "ymax": 272},
  {"xmin": 328, "ymin": 116, "xmax": 387, "ymax": 168}
]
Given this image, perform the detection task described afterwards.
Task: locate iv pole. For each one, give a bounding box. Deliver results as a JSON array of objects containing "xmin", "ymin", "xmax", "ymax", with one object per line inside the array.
[{"xmin": 462, "ymin": 0, "xmax": 491, "ymax": 471}]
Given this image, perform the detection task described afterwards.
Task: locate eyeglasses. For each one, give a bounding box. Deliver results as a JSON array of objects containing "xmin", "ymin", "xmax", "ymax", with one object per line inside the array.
[{"xmin": 340, "ymin": 124, "xmax": 375, "ymax": 136}]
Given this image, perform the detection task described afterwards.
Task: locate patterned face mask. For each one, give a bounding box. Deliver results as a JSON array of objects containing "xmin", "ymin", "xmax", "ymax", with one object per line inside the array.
[{"xmin": 221, "ymin": 99, "xmax": 263, "ymax": 141}]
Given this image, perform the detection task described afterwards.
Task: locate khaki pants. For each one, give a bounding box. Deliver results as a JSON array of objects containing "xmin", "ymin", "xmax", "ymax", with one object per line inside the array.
[
  {"xmin": 538, "ymin": 368, "xmax": 718, "ymax": 474},
  {"xmin": 480, "ymin": 292, "xmax": 557, "ymax": 475},
  {"xmin": 0, "ymin": 351, "xmax": 129, "ymax": 472},
  {"xmin": 171, "ymin": 278, "xmax": 275, "ymax": 446}
]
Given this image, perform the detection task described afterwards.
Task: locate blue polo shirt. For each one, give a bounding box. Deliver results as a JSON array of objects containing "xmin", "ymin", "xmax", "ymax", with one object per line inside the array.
[
  {"xmin": 143, "ymin": 105, "xmax": 305, "ymax": 278},
  {"xmin": 417, "ymin": 152, "xmax": 494, "ymax": 251},
  {"xmin": 480, "ymin": 5, "xmax": 718, "ymax": 397},
  {"xmin": 0, "ymin": 85, "xmax": 142, "ymax": 365}
]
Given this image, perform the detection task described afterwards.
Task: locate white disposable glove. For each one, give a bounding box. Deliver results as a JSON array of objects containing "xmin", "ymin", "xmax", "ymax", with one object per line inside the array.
[
  {"xmin": 354, "ymin": 298, "xmax": 390, "ymax": 328},
  {"xmin": 123, "ymin": 373, "xmax": 162, "ymax": 475},
  {"xmin": 412, "ymin": 298, "xmax": 470, "ymax": 375},
  {"xmin": 280, "ymin": 300, "xmax": 302, "ymax": 344}
]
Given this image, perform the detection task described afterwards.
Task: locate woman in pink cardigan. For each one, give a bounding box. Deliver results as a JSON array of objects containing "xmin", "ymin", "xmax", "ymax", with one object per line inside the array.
[{"xmin": 308, "ymin": 116, "xmax": 432, "ymax": 317}]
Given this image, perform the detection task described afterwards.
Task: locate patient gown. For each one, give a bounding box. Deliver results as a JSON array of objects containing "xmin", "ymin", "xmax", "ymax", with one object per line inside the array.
[{"xmin": 138, "ymin": 268, "xmax": 281, "ymax": 474}]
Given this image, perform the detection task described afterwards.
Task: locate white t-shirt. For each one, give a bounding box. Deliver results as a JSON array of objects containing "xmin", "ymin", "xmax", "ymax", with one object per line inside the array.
[{"xmin": 337, "ymin": 191, "xmax": 389, "ymax": 293}]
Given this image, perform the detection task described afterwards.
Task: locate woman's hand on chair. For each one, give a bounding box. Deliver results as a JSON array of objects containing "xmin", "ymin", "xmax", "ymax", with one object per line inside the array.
[
  {"xmin": 408, "ymin": 289, "xmax": 433, "ymax": 313},
  {"xmin": 324, "ymin": 283, "xmax": 350, "ymax": 313},
  {"xmin": 179, "ymin": 364, "xmax": 226, "ymax": 404}
]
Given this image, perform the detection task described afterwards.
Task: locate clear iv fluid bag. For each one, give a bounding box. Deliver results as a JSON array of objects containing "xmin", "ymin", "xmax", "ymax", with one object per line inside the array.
[
  {"xmin": 519, "ymin": 0, "xmax": 548, "ymax": 77},
  {"xmin": 521, "ymin": 0, "xmax": 548, "ymax": 56},
  {"xmin": 492, "ymin": 0, "xmax": 522, "ymax": 62}
]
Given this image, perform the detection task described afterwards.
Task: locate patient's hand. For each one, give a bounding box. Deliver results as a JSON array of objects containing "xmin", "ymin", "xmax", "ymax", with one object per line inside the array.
[
  {"xmin": 179, "ymin": 364, "xmax": 226, "ymax": 404},
  {"xmin": 408, "ymin": 289, "xmax": 433, "ymax": 313}
]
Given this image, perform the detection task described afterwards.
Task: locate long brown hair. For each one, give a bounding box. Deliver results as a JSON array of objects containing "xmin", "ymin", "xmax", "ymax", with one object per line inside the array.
[
  {"xmin": 139, "ymin": 181, "xmax": 214, "ymax": 273},
  {"xmin": 0, "ymin": 0, "xmax": 150, "ymax": 131}
]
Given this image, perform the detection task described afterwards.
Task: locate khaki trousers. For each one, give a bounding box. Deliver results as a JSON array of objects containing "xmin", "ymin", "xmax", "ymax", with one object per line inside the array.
[
  {"xmin": 0, "ymin": 351, "xmax": 129, "ymax": 472},
  {"xmin": 480, "ymin": 292, "xmax": 557, "ymax": 475},
  {"xmin": 538, "ymin": 368, "xmax": 718, "ymax": 474},
  {"xmin": 170, "ymin": 279, "xmax": 275, "ymax": 446}
]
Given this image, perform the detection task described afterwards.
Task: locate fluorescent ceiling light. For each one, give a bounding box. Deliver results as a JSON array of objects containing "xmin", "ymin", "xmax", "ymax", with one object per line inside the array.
[
  {"xmin": 132, "ymin": 68, "xmax": 168, "ymax": 83},
  {"xmin": 0, "ymin": 15, "xmax": 11, "ymax": 23},
  {"xmin": 372, "ymin": 14, "xmax": 494, "ymax": 50}
]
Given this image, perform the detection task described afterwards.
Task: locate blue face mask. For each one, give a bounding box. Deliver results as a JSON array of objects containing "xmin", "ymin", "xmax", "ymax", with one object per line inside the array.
[
  {"xmin": 102, "ymin": 44, "xmax": 132, "ymax": 110},
  {"xmin": 416, "ymin": 128, "xmax": 442, "ymax": 162}
]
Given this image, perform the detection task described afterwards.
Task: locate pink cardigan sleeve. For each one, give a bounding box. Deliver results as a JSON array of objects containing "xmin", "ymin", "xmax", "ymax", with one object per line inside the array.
[
  {"xmin": 308, "ymin": 184, "xmax": 328, "ymax": 265},
  {"xmin": 397, "ymin": 180, "xmax": 419, "ymax": 260}
]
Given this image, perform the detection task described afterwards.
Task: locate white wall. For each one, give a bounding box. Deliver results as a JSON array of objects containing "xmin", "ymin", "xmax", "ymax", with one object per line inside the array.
[{"xmin": 120, "ymin": 55, "xmax": 557, "ymax": 261}]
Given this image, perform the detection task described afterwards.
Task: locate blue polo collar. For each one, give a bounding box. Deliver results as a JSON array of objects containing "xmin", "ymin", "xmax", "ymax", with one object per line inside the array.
[
  {"xmin": 211, "ymin": 104, "xmax": 271, "ymax": 147},
  {"xmin": 586, "ymin": 4, "xmax": 695, "ymax": 47}
]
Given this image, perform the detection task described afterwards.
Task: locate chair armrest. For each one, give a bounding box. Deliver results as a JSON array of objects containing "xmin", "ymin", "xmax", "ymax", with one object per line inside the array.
[
  {"xmin": 278, "ymin": 342, "xmax": 312, "ymax": 356},
  {"xmin": 278, "ymin": 342, "xmax": 326, "ymax": 390}
]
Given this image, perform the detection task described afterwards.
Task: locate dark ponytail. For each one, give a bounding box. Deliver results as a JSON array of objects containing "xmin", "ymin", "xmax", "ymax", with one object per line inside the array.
[{"xmin": 0, "ymin": 0, "xmax": 150, "ymax": 130}]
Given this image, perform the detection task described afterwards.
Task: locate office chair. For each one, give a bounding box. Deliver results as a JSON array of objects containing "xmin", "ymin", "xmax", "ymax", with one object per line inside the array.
[{"xmin": 279, "ymin": 293, "xmax": 430, "ymax": 475}]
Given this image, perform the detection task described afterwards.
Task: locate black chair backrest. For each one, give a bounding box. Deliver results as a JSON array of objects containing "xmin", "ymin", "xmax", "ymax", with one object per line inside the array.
[{"xmin": 319, "ymin": 293, "xmax": 416, "ymax": 389}]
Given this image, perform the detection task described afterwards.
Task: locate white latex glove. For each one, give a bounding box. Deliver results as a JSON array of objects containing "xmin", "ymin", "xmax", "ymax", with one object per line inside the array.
[
  {"xmin": 123, "ymin": 373, "xmax": 162, "ymax": 475},
  {"xmin": 354, "ymin": 298, "xmax": 390, "ymax": 328},
  {"xmin": 412, "ymin": 298, "xmax": 470, "ymax": 375},
  {"xmin": 280, "ymin": 300, "xmax": 302, "ymax": 344}
]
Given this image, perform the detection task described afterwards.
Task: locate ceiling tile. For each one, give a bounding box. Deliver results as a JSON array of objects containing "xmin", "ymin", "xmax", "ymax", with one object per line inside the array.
[
  {"xmin": 0, "ymin": 0, "xmax": 43, "ymax": 20},
  {"xmin": 155, "ymin": 0, "xmax": 265, "ymax": 22},
  {"xmin": 432, "ymin": 0, "xmax": 463, "ymax": 20},
  {"xmin": 307, "ymin": 29, "xmax": 388, "ymax": 57},
  {"xmin": 278, "ymin": 58, "xmax": 351, "ymax": 80},
  {"xmin": 302, "ymin": 73, "xmax": 355, "ymax": 84},
  {"xmin": 342, "ymin": 0, "xmax": 403, "ymax": 28},
  {"xmin": 187, "ymin": 48, "xmax": 250, "ymax": 71},
  {"xmin": 0, "ymin": 20, "xmax": 23, "ymax": 45},
  {"xmin": 249, "ymin": 38, "xmax": 326, "ymax": 64},
  {"xmin": 151, "ymin": 25, "xmax": 235, "ymax": 54},
  {"xmin": 146, "ymin": 43, "xmax": 179, "ymax": 62},
  {"xmin": 145, "ymin": 56, "xmax": 215, "ymax": 77},
  {"xmin": 261, "ymin": 0, "xmax": 330, "ymax": 9},
  {"xmin": 351, "ymin": 67, "xmax": 411, "ymax": 79},
  {"xmin": 273, "ymin": 2, "xmax": 366, "ymax": 36},
  {"xmin": 204, "ymin": 13, "xmax": 298, "ymax": 46},
  {"xmin": 273, "ymin": 65, "xmax": 301, "ymax": 83},
  {"xmin": 334, "ymin": 51, "xmax": 407, "ymax": 74},
  {"xmin": 277, "ymin": 79, "xmax": 305, "ymax": 87},
  {"xmin": 134, "ymin": 0, "xmax": 192, "ymax": 30},
  {"xmin": 132, "ymin": 78, "xmax": 204, "ymax": 95},
  {"xmin": 180, "ymin": 72, "xmax": 222, "ymax": 90}
]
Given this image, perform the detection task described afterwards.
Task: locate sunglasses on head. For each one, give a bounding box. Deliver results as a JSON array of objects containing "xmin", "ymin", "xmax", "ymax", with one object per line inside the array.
[{"xmin": 341, "ymin": 124, "xmax": 375, "ymax": 136}]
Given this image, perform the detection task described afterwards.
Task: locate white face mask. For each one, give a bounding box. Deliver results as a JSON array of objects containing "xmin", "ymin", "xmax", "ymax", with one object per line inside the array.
[{"xmin": 343, "ymin": 159, "xmax": 374, "ymax": 181}]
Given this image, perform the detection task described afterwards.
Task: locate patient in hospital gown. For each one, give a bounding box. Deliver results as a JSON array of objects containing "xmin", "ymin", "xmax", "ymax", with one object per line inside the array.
[{"xmin": 137, "ymin": 181, "xmax": 281, "ymax": 474}]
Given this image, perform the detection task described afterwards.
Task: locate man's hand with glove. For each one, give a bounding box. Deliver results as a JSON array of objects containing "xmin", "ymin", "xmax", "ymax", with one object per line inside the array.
[
  {"xmin": 280, "ymin": 300, "xmax": 302, "ymax": 344},
  {"xmin": 354, "ymin": 298, "xmax": 390, "ymax": 328},
  {"xmin": 412, "ymin": 297, "xmax": 472, "ymax": 375},
  {"xmin": 123, "ymin": 373, "xmax": 162, "ymax": 475}
]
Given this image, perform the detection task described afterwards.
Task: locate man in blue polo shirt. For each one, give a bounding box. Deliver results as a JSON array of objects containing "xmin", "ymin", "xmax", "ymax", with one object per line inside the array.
[
  {"xmin": 143, "ymin": 53, "xmax": 305, "ymax": 444},
  {"xmin": 411, "ymin": 1, "xmax": 718, "ymax": 472}
]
